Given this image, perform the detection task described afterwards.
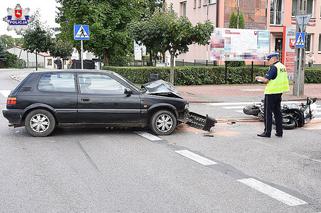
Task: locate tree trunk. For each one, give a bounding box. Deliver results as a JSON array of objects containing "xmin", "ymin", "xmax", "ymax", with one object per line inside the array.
[
  {"xmin": 103, "ymin": 48, "xmax": 109, "ymax": 66},
  {"xmin": 170, "ymin": 53, "xmax": 175, "ymax": 84},
  {"xmin": 149, "ymin": 50, "xmax": 152, "ymax": 66},
  {"xmin": 36, "ymin": 51, "xmax": 38, "ymax": 71}
]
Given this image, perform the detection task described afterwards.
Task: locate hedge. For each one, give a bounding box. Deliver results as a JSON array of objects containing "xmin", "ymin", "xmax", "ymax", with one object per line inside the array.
[{"xmin": 103, "ymin": 66, "xmax": 321, "ymax": 85}]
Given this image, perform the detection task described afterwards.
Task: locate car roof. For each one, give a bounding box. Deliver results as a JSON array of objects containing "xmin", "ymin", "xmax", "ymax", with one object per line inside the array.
[{"xmin": 32, "ymin": 69, "xmax": 115, "ymax": 75}]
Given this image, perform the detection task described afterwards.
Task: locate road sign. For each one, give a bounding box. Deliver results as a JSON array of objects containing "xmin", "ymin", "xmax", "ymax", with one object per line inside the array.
[
  {"xmin": 295, "ymin": 14, "xmax": 311, "ymax": 31},
  {"xmin": 295, "ymin": 32, "xmax": 305, "ymax": 48},
  {"xmin": 74, "ymin": 25, "xmax": 90, "ymax": 40}
]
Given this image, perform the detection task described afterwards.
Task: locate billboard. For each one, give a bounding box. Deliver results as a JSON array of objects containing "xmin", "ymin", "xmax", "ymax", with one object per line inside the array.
[
  {"xmin": 282, "ymin": 27, "xmax": 296, "ymax": 80},
  {"xmin": 210, "ymin": 28, "xmax": 270, "ymax": 61}
]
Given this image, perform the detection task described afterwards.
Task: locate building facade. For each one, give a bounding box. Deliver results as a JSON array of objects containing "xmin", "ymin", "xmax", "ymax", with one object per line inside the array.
[{"xmin": 166, "ymin": 0, "xmax": 321, "ymax": 65}]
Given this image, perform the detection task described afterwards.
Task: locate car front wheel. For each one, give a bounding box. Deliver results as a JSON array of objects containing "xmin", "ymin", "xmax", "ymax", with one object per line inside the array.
[
  {"xmin": 25, "ymin": 109, "xmax": 56, "ymax": 137},
  {"xmin": 150, "ymin": 110, "xmax": 177, "ymax": 135}
]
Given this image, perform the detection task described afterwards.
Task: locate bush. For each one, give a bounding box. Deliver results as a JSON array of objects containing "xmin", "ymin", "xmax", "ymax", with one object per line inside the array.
[
  {"xmin": 305, "ymin": 68, "xmax": 321, "ymax": 83},
  {"xmin": 103, "ymin": 66, "xmax": 321, "ymax": 85},
  {"xmin": 0, "ymin": 52, "xmax": 25, "ymax": 68}
]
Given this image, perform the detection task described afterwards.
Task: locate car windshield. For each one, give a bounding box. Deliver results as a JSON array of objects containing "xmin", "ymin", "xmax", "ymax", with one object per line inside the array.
[{"xmin": 112, "ymin": 72, "xmax": 144, "ymax": 92}]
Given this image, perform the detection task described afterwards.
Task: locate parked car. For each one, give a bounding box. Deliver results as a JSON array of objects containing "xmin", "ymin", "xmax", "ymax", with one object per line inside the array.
[{"xmin": 3, "ymin": 70, "xmax": 189, "ymax": 137}]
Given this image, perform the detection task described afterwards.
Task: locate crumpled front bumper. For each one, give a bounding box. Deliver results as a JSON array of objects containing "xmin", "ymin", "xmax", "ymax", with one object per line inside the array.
[{"xmin": 178, "ymin": 109, "xmax": 217, "ymax": 132}]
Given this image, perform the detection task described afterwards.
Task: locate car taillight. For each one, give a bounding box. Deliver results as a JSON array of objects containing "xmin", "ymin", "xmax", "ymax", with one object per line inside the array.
[{"xmin": 7, "ymin": 97, "xmax": 17, "ymax": 105}]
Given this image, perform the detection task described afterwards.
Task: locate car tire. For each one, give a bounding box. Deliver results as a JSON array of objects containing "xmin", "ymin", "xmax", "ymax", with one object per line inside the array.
[
  {"xmin": 25, "ymin": 109, "xmax": 56, "ymax": 137},
  {"xmin": 150, "ymin": 110, "xmax": 177, "ymax": 135}
]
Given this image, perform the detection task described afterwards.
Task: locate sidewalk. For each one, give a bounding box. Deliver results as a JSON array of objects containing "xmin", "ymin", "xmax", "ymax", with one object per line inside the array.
[{"xmin": 176, "ymin": 84, "xmax": 321, "ymax": 103}]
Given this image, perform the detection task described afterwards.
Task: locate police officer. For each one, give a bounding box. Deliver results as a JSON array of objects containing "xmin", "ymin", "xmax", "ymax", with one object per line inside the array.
[{"xmin": 255, "ymin": 52, "xmax": 290, "ymax": 138}]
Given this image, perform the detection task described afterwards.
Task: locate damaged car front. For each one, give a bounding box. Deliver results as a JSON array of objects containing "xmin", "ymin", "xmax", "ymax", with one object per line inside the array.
[{"xmin": 142, "ymin": 80, "xmax": 216, "ymax": 132}]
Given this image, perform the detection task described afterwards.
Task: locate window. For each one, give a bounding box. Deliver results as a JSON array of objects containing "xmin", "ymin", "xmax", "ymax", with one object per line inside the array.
[
  {"xmin": 293, "ymin": 0, "xmax": 314, "ymax": 16},
  {"xmin": 180, "ymin": 1, "xmax": 187, "ymax": 17},
  {"xmin": 38, "ymin": 73, "xmax": 76, "ymax": 92},
  {"xmin": 209, "ymin": 0, "xmax": 216, "ymax": 4},
  {"xmin": 319, "ymin": 34, "xmax": 321, "ymax": 51},
  {"xmin": 307, "ymin": 0, "xmax": 313, "ymax": 15},
  {"xmin": 199, "ymin": 0, "xmax": 202, "ymax": 8},
  {"xmin": 292, "ymin": 0, "xmax": 297, "ymax": 16},
  {"xmin": 78, "ymin": 74, "xmax": 125, "ymax": 95},
  {"xmin": 194, "ymin": 0, "xmax": 197, "ymax": 8},
  {"xmin": 305, "ymin": 34, "xmax": 311, "ymax": 51},
  {"xmin": 47, "ymin": 59, "xmax": 52, "ymax": 66},
  {"xmin": 270, "ymin": 0, "xmax": 283, "ymax": 25}
]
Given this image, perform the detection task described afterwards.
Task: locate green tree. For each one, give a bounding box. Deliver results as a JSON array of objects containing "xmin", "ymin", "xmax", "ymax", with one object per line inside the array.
[
  {"xmin": 227, "ymin": 11, "xmax": 245, "ymax": 67},
  {"xmin": 132, "ymin": 9, "xmax": 213, "ymax": 84},
  {"xmin": 49, "ymin": 37, "xmax": 73, "ymax": 69},
  {"xmin": 0, "ymin": 42, "xmax": 25, "ymax": 68},
  {"xmin": 229, "ymin": 11, "xmax": 245, "ymax": 29},
  {"xmin": 23, "ymin": 19, "xmax": 53, "ymax": 70},
  {"xmin": 0, "ymin": 35, "xmax": 24, "ymax": 49},
  {"xmin": 56, "ymin": 0, "xmax": 144, "ymax": 66}
]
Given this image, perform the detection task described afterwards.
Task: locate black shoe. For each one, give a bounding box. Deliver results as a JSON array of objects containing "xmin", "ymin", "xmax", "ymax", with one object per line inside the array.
[
  {"xmin": 257, "ymin": 133, "xmax": 271, "ymax": 138},
  {"xmin": 275, "ymin": 133, "xmax": 283, "ymax": 137}
]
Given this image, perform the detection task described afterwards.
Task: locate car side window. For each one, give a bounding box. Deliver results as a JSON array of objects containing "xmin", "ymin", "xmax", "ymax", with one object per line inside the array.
[
  {"xmin": 38, "ymin": 73, "xmax": 76, "ymax": 92},
  {"xmin": 78, "ymin": 73, "xmax": 125, "ymax": 95}
]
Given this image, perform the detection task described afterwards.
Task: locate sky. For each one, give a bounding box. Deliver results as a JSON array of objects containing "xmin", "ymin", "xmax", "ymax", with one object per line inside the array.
[{"xmin": 0, "ymin": 0, "xmax": 59, "ymax": 37}]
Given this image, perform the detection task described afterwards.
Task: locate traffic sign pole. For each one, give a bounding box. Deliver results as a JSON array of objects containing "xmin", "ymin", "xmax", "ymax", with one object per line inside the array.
[
  {"xmin": 74, "ymin": 24, "xmax": 90, "ymax": 70},
  {"xmin": 293, "ymin": 0, "xmax": 308, "ymax": 97},
  {"xmin": 81, "ymin": 40, "xmax": 84, "ymax": 70}
]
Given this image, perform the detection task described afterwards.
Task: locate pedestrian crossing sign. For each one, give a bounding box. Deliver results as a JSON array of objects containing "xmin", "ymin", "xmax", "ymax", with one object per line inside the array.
[
  {"xmin": 74, "ymin": 25, "xmax": 90, "ymax": 40},
  {"xmin": 295, "ymin": 32, "xmax": 305, "ymax": 48}
]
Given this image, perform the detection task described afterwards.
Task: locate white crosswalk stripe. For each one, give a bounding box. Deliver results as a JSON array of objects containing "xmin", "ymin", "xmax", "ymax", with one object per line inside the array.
[{"xmin": 0, "ymin": 90, "xmax": 11, "ymax": 97}]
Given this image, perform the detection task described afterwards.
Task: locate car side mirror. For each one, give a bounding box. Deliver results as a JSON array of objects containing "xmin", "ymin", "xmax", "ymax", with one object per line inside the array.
[{"xmin": 124, "ymin": 88, "xmax": 133, "ymax": 97}]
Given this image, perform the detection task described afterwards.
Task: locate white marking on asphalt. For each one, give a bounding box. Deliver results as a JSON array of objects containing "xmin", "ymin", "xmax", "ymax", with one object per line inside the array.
[
  {"xmin": 135, "ymin": 132, "xmax": 162, "ymax": 141},
  {"xmin": 175, "ymin": 150, "xmax": 217, "ymax": 166},
  {"xmin": 238, "ymin": 178, "xmax": 307, "ymax": 206},
  {"xmin": 207, "ymin": 101, "xmax": 301, "ymax": 106},
  {"xmin": 223, "ymin": 106, "xmax": 245, "ymax": 109},
  {"xmin": 0, "ymin": 90, "xmax": 11, "ymax": 97}
]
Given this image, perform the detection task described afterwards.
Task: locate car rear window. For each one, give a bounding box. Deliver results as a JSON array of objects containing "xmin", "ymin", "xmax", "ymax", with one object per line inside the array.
[{"xmin": 38, "ymin": 73, "xmax": 76, "ymax": 92}]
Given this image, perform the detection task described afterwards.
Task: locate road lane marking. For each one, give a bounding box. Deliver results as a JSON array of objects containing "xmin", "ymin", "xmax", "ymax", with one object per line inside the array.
[
  {"xmin": 135, "ymin": 131, "xmax": 162, "ymax": 141},
  {"xmin": 207, "ymin": 101, "xmax": 301, "ymax": 106},
  {"xmin": 223, "ymin": 106, "xmax": 245, "ymax": 109},
  {"xmin": 0, "ymin": 90, "xmax": 11, "ymax": 97},
  {"xmin": 175, "ymin": 150, "xmax": 217, "ymax": 166},
  {"xmin": 238, "ymin": 178, "xmax": 307, "ymax": 206}
]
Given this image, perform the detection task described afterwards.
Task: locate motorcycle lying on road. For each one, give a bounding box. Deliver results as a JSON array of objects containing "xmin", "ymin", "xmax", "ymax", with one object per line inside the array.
[{"xmin": 243, "ymin": 97, "xmax": 317, "ymax": 130}]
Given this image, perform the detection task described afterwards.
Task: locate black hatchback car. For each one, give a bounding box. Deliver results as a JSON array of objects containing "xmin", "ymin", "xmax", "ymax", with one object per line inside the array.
[{"xmin": 3, "ymin": 70, "xmax": 189, "ymax": 137}]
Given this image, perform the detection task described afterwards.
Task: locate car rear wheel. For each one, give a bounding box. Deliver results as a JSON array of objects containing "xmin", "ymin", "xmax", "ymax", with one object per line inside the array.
[
  {"xmin": 150, "ymin": 110, "xmax": 177, "ymax": 135},
  {"xmin": 25, "ymin": 109, "xmax": 56, "ymax": 137}
]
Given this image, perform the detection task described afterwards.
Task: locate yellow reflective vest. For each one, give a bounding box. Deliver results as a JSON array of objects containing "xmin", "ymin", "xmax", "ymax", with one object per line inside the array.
[{"xmin": 264, "ymin": 62, "xmax": 290, "ymax": 94}]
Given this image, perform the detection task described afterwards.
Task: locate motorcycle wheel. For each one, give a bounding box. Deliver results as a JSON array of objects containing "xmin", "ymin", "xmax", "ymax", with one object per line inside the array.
[
  {"xmin": 282, "ymin": 115, "xmax": 297, "ymax": 130},
  {"xmin": 243, "ymin": 105, "xmax": 260, "ymax": 116}
]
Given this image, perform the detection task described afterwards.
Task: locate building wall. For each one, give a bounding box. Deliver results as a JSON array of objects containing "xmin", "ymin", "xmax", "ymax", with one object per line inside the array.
[
  {"xmin": 165, "ymin": 0, "xmax": 218, "ymax": 62},
  {"xmin": 224, "ymin": 0, "xmax": 267, "ymax": 29},
  {"xmin": 166, "ymin": 0, "xmax": 321, "ymax": 64},
  {"xmin": 305, "ymin": 0, "xmax": 321, "ymax": 64},
  {"xmin": 268, "ymin": 0, "xmax": 321, "ymax": 64}
]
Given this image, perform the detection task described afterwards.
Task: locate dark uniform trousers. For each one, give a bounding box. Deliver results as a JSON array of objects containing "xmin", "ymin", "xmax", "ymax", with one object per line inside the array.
[{"xmin": 264, "ymin": 93, "xmax": 283, "ymax": 136}]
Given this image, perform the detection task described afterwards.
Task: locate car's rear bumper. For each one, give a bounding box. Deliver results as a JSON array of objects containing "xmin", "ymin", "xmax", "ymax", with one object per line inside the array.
[{"xmin": 2, "ymin": 109, "xmax": 24, "ymax": 127}]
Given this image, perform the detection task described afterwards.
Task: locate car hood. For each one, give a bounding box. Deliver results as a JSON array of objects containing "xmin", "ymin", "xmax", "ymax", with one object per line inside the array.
[{"xmin": 142, "ymin": 80, "xmax": 183, "ymax": 99}]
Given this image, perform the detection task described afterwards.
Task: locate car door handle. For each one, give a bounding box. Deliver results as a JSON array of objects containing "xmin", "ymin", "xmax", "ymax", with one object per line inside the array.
[{"xmin": 81, "ymin": 98, "xmax": 90, "ymax": 102}]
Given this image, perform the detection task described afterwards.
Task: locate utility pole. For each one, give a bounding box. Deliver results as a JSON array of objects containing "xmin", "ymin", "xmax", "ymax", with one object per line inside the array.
[{"xmin": 293, "ymin": 0, "xmax": 307, "ymax": 96}]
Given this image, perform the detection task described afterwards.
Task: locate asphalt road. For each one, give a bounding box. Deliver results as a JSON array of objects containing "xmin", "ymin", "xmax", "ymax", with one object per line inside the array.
[{"xmin": 0, "ymin": 69, "xmax": 321, "ymax": 213}]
